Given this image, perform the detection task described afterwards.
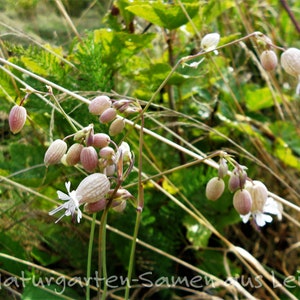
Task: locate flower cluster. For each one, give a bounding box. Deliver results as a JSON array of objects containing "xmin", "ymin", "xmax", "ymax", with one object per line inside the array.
[
  {"xmin": 89, "ymin": 95, "xmax": 141, "ymax": 136},
  {"xmin": 44, "ymin": 95, "xmax": 137, "ymax": 223},
  {"xmin": 205, "ymin": 154, "xmax": 282, "ymax": 227}
]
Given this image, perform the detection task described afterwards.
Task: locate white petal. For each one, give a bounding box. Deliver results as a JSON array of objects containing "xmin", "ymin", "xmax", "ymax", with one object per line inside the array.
[
  {"xmin": 49, "ymin": 202, "xmax": 68, "ymax": 215},
  {"xmin": 77, "ymin": 209, "xmax": 83, "ymax": 223},
  {"xmin": 241, "ymin": 212, "xmax": 251, "ymax": 223},
  {"xmin": 255, "ymin": 213, "xmax": 273, "ymax": 227},
  {"xmin": 57, "ymin": 190, "xmax": 70, "ymax": 201},
  {"xmin": 65, "ymin": 181, "xmax": 71, "ymax": 193},
  {"xmin": 263, "ymin": 198, "xmax": 280, "ymax": 215}
]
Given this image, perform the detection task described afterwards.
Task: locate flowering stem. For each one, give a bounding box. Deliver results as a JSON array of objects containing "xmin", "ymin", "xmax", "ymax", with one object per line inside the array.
[
  {"xmin": 98, "ymin": 209, "xmax": 108, "ymax": 300},
  {"xmin": 86, "ymin": 213, "xmax": 97, "ymax": 300},
  {"xmin": 124, "ymin": 114, "xmax": 145, "ymax": 300}
]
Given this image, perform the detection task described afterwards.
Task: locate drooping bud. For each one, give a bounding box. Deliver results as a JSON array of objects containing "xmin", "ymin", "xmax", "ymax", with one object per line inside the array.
[
  {"xmin": 99, "ymin": 107, "xmax": 117, "ymax": 124},
  {"xmin": 109, "ymin": 117, "xmax": 125, "ymax": 136},
  {"xmin": 74, "ymin": 124, "xmax": 94, "ymax": 141},
  {"xmin": 205, "ymin": 177, "xmax": 225, "ymax": 201},
  {"xmin": 9, "ymin": 105, "xmax": 27, "ymax": 134},
  {"xmin": 44, "ymin": 139, "xmax": 67, "ymax": 166},
  {"xmin": 84, "ymin": 199, "xmax": 107, "ymax": 213},
  {"xmin": 245, "ymin": 180, "xmax": 268, "ymax": 212},
  {"xmin": 65, "ymin": 143, "xmax": 84, "ymax": 166},
  {"xmin": 260, "ymin": 50, "xmax": 278, "ymax": 71},
  {"xmin": 92, "ymin": 133, "xmax": 110, "ymax": 148},
  {"xmin": 113, "ymin": 99, "xmax": 131, "ymax": 112},
  {"xmin": 218, "ymin": 158, "xmax": 228, "ymax": 179},
  {"xmin": 201, "ymin": 33, "xmax": 220, "ymax": 51},
  {"xmin": 108, "ymin": 188, "xmax": 134, "ymax": 202},
  {"xmin": 281, "ymin": 48, "xmax": 300, "ymax": 77},
  {"xmin": 112, "ymin": 200, "xmax": 126, "ymax": 212},
  {"xmin": 233, "ymin": 189, "xmax": 252, "ymax": 215},
  {"xmin": 228, "ymin": 173, "xmax": 240, "ymax": 192},
  {"xmin": 99, "ymin": 146, "xmax": 115, "ymax": 160},
  {"xmin": 80, "ymin": 146, "xmax": 98, "ymax": 172},
  {"xmin": 228, "ymin": 166, "xmax": 247, "ymax": 192},
  {"xmin": 77, "ymin": 173, "xmax": 110, "ymax": 204},
  {"xmin": 104, "ymin": 164, "xmax": 116, "ymax": 176},
  {"xmin": 89, "ymin": 96, "xmax": 112, "ymax": 115}
]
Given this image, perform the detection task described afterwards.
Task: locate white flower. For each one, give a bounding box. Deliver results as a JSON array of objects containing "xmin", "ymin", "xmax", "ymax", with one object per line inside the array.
[
  {"xmin": 49, "ymin": 181, "xmax": 82, "ymax": 223},
  {"xmin": 201, "ymin": 33, "xmax": 220, "ymax": 52},
  {"xmin": 240, "ymin": 181, "xmax": 282, "ymax": 227}
]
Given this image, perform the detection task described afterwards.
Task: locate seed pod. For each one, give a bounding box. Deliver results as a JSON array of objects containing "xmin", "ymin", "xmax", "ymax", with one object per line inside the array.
[
  {"xmin": 80, "ymin": 146, "xmax": 98, "ymax": 172},
  {"xmin": 205, "ymin": 177, "xmax": 225, "ymax": 201},
  {"xmin": 201, "ymin": 33, "xmax": 220, "ymax": 51},
  {"xmin": 99, "ymin": 146, "xmax": 115, "ymax": 159},
  {"xmin": 109, "ymin": 117, "xmax": 125, "ymax": 136},
  {"xmin": 260, "ymin": 50, "xmax": 278, "ymax": 71},
  {"xmin": 233, "ymin": 189, "xmax": 252, "ymax": 215},
  {"xmin": 9, "ymin": 105, "xmax": 27, "ymax": 134},
  {"xmin": 77, "ymin": 173, "xmax": 110, "ymax": 204},
  {"xmin": 89, "ymin": 96, "xmax": 112, "ymax": 115},
  {"xmin": 84, "ymin": 199, "xmax": 107, "ymax": 213},
  {"xmin": 92, "ymin": 133, "xmax": 110, "ymax": 148},
  {"xmin": 99, "ymin": 107, "xmax": 117, "ymax": 124},
  {"xmin": 44, "ymin": 139, "xmax": 67, "ymax": 166},
  {"xmin": 66, "ymin": 143, "xmax": 84, "ymax": 166},
  {"xmin": 281, "ymin": 48, "xmax": 300, "ymax": 77}
]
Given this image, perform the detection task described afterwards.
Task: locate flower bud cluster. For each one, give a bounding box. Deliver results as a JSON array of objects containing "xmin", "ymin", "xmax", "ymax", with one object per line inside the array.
[
  {"xmin": 205, "ymin": 155, "xmax": 282, "ymax": 227},
  {"xmin": 41, "ymin": 94, "xmax": 138, "ymax": 222},
  {"xmin": 44, "ymin": 124, "xmax": 133, "ymax": 178},
  {"xmin": 89, "ymin": 95, "xmax": 141, "ymax": 136}
]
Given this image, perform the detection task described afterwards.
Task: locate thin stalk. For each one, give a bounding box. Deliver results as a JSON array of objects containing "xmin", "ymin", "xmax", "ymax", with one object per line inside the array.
[
  {"xmin": 98, "ymin": 209, "xmax": 109, "ymax": 300},
  {"xmin": 86, "ymin": 213, "xmax": 97, "ymax": 300},
  {"xmin": 49, "ymin": 90, "xmax": 78, "ymax": 132},
  {"xmin": 124, "ymin": 114, "xmax": 145, "ymax": 299}
]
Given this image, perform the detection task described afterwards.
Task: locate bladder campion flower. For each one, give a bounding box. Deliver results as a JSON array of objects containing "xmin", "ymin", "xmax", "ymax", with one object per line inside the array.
[
  {"xmin": 49, "ymin": 181, "xmax": 81, "ymax": 223},
  {"xmin": 240, "ymin": 181, "xmax": 282, "ymax": 227},
  {"xmin": 49, "ymin": 173, "xmax": 110, "ymax": 223}
]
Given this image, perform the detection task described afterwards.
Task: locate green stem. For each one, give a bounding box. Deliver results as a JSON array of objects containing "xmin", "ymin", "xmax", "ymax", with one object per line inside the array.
[
  {"xmin": 98, "ymin": 209, "xmax": 109, "ymax": 300},
  {"xmin": 86, "ymin": 213, "xmax": 97, "ymax": 300},
  {"xmin": 49, "ymin": 91, "xmax": 78, "ymax": 132},
  {"xmin": 124, "ymin": 114, "xmax": 145, "ymax": 299},
  {"xmin": 124, "ymin": 207, "xmax": 142, "ymax": 300}
]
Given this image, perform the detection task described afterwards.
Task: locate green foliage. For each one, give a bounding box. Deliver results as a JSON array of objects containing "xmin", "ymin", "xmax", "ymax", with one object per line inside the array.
[{"xmin": 125, "ymin": 1, "xmax": 200, "ymax": 30}]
